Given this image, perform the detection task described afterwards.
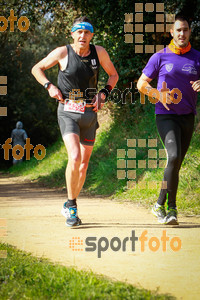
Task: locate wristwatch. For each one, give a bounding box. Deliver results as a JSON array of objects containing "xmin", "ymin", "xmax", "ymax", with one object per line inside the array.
[{"xmin": 44, "ymin": 82, "xmax": 51, "ymax": 89}]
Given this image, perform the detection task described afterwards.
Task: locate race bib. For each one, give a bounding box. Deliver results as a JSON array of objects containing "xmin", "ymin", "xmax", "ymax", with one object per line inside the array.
[{"xmin": 64, "ymin": 100, "xmax": 86, "ymax": 114}]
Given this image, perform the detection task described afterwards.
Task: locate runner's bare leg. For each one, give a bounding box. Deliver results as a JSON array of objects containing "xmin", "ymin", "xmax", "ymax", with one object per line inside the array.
[
  {"xmin": 63, "ymin": 134, "xmax": 93, "ymax": 199},
  {"xmin": 76, "ymin": 143, "xmax": 93, "ymax": 197},
  {"xmin": 63, "ymin": 133, "xmax": 81, "ymax": 199}
]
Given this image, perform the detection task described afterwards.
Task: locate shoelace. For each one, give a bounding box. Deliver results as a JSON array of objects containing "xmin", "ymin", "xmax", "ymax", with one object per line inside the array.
[
  {"xmin": 69, "ymin": 207, "xmax": 77, "ymax": 218},
  {"xmin": 156, "ymin": 205, "xmax": 165, "ymax": 213},
  {"xmin": 161, "ymin": 206, "xmax": 166, "ymax": 213},
  {"xmin": 168, "ymin": 208, "xmax": 177, "ymax": 217},
  {"xmin": 158, "ymin": 206, "xmax": 166, "ymax": 216}
]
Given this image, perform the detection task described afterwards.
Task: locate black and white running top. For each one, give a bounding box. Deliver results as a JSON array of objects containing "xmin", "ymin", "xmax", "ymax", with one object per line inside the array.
[{"xmin": 57, "ymin": 44, "xmax": 100, "ymax": 102}]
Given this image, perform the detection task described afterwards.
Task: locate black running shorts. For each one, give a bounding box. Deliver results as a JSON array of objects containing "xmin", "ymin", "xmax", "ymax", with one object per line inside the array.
[{"xmin": 57, "ymin": 103, "xmax": 99, "ymax": 146}]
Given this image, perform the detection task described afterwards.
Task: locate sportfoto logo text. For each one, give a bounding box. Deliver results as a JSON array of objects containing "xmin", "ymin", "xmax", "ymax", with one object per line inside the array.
[
  {"xmin": 0, "ymin": 9, "xmax": 30, "ymax": 32},
  {"xmin": 69, "ymin": 230, "xmax": 181, "ymax": 258}
]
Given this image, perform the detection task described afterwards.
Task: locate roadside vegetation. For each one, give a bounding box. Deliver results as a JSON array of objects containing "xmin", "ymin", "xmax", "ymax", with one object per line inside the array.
[{"xmin": 0, "ymin": 243, "xmax": 174, "ymax": 300}]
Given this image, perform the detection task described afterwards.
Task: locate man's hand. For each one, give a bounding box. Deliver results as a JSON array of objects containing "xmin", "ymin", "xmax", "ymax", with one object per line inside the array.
[
  {"xmin": 144, "ymin": 84, "xmax": 171, "ymax": 111},
  {"xmin": 91, "ymin": 92, "xmax": 106, "ymax": 112},
  {"xmin": 47, "ymin": 84, "xmax": 64, "ymax": 103},
  {"xmin": 190, "ymin": 80, "xmax": 200, "ymax": 92},
  {"xmin": 159, "ymin": 91, "xmax": 173, "ymax": 111}
]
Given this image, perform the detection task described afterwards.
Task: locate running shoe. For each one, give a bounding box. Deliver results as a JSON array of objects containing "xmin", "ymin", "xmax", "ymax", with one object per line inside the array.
[
  {"xmin": 61, "ymin": 205, "xmax": 82, "ymax": 227},
  {"xmin": 165, "ymin": 208, "xmax": 179, "ymax": 225},
  {"xmin": 152, "ymin": 203, "xmax": 166, "ymax": 224}
]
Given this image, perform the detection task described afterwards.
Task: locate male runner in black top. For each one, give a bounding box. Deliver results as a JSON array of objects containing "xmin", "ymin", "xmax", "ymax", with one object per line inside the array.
[{"xmin": 32, "ymin": 16, "xmax": 118, "ymax": 226}]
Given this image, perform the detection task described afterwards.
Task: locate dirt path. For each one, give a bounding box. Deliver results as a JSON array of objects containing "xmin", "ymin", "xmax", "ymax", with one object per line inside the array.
[{"xmin": 0, "ymin": 175, "xmax": 200, "ymax": 300}]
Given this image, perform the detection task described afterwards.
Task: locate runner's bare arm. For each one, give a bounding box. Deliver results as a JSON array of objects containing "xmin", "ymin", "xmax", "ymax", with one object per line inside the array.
[
  {"xmin": 92, "ymin": 46, "xmax": 119, "ymax": 112},
  {"xmin": 31, "ymin": 46, "xmax": 67, "ymax": 102},
  {"xmin": 96, "ymin": 46, "xmax": 119, "ymax": 88},
  {"xmin": 137, "ymin": 73, "xmax": 170, "ymax": 111}
]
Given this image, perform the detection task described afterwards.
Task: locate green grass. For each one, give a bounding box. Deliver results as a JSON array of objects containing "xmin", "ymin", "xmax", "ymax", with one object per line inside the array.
[
  {"xmin": 6, "ymin": 99, "xmax": 200, "ymax": 215},
  {"xmin": 0, "ymin": 243, "xmax": 174, "ymax": 300},
  {"xmin": 7, "ymin": 138, "xmax": 67, "ymax": 188}
]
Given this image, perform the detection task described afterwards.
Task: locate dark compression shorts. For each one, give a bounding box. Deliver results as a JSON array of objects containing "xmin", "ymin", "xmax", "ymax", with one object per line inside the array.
[{"xmin": 57, "ymin": 103, "xmax": 99, "ymax": 146}]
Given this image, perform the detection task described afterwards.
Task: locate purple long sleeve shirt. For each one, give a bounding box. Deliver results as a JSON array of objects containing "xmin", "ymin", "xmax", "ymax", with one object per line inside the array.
[{"xmin": 142, "ymin": 47, "xmax": 200, "ymax": 114}]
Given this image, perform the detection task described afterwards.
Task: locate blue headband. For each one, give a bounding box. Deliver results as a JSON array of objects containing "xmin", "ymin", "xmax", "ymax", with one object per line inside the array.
[{"xmin": 71, "ymin": 22, "xmax": 94, "ymax": 33}]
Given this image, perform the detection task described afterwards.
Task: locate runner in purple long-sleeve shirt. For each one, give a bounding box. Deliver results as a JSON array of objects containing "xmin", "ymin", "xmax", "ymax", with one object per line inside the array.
[{"xmin": 137, "ymin": 14, "xmax": 200, "ymax": 225}]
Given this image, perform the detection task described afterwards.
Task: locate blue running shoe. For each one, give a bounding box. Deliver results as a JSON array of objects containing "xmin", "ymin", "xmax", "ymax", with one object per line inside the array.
[{"xmin": 61, "ymin": 205, "xmax": 82, "ymax": 227}]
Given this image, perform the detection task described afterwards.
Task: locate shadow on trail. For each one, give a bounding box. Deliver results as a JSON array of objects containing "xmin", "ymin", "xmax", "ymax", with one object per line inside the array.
[
  {"xmin": 177, "ymin": 223, "xmax": 200, "ymax": 228},
  {"xmin": 0, "ymin": 180, "xmax": 64, "ymax": 199},
  {"xmin": 71, "ymin": 222, "xmax": 200, "ymax": 230}
]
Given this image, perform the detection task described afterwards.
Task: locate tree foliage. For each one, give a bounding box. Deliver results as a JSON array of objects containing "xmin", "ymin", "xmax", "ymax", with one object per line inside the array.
[{"xmin": 0, "ymin": 0, "xmax": 77, "ymax": 167}]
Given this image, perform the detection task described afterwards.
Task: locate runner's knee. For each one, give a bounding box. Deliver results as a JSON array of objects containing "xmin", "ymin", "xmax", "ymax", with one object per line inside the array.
[
  {"xmin": 68, "ymin": 151, "xmax": 81, "ymax": 168},
  {"xmin": 79, "ymin": 162, "xmax": 89, "ymax": 174},
  {"xmin": 167, "ymin": 152, "xmax": 181, "ymax": 169}
]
